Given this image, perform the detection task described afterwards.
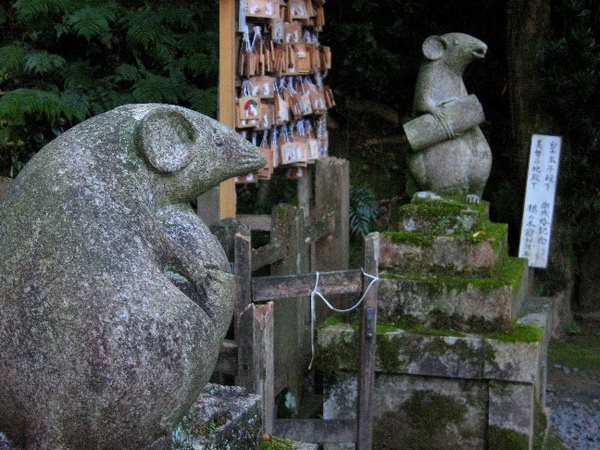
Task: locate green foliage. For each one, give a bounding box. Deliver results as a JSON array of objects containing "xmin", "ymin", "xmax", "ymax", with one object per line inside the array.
[
  {"xmin": 257, "ymin": 436, "xmax": 294, "ymax": 450},
  {"xmin": 541, "ymin": 0, "xmax": 600, "ymax": 252},
  {"xmin": 0, "ymin": 0, "xmax": 219, "ymax": 176},
  {"xmin": 349, "ymin": 183, "xmax": 378, "ymax": 236},
  {"xmin": 548, "ymin": 320, "xmax": 600, "ymax": 373}
]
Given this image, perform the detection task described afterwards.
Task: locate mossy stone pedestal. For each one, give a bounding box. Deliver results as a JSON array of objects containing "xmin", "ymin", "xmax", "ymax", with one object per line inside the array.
[{"xmin": 317, "ymin": 197, "xmax": 553, "ymax": 450}]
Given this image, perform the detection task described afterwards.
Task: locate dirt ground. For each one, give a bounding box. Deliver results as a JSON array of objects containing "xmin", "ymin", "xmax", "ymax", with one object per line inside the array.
[{"xmin": 547, "ymin": 313, "xmax": 600, "ymax": 404}]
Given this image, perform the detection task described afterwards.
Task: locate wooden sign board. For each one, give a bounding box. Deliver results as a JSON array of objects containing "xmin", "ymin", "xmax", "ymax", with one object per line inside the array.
[{"xmin": 518, "ymin": 134, "xmax": 562, "ymax": 269}]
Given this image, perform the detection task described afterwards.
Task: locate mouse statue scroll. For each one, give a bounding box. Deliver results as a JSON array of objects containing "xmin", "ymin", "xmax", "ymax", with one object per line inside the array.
[
  {"xmin": 0, "ymin": 104, "xmax": 266, "ymax": 450},
  {"xmin": 403, "ymin": 33, "xmax": 492, "ymax": 204}
]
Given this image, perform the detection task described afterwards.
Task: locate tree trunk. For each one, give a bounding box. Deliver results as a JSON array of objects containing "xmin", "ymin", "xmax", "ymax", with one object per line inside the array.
[{"xmin": 506, "ymin": 0, "xmax": 575, "ymax": 332}]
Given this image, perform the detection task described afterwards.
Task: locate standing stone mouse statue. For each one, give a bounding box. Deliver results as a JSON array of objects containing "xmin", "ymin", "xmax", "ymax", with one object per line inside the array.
[
  {"xmin": 0, "ymin": 104, "xmax": 266, "ymax": 449},
  {"xmin": 405, "ymin": 32, "xmax": 492, "ymax": 203}
]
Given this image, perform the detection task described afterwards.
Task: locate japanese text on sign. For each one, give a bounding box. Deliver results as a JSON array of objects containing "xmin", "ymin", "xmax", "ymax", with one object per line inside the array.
[{"xmin": 518, "ymin": 134, "xmax": 562, "ymax": 268}]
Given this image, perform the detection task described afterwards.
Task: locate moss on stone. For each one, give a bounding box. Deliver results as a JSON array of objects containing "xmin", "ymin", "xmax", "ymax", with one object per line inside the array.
[
  {"xmin": 423, "ymin": 337, "xmax": 481, "ymax": 362},
  {"xmin": 381, "ymin": 254, "xmax": 525, "ymax": 298},
  {"xmin": 383, "ymin": 229, "xmax": 434, "ymax": 246},
  {"xmin": 376, "ymin": 333, "xmax": 405, "ymax": 372},
  {"xmin": 258, "ymin": 436, "xmax": 294, "ymax": 450},
  {"xmin": 485, "ymin": 323, "xmax": 543, "ymax": 343},
  {"xmin": 373, "ymin": 390, "xmax": 469, "ymax": 449},
  {"xmin": 488, "ymin": 426, "xmax": 529, "ymax": 450},
  {"xmin": 313, "ymin": 329, "xmax": 359, "ymax": 379}
]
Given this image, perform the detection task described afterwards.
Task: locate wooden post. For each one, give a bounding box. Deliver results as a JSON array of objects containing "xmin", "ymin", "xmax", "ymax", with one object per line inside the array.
[
  {"xmin": 218, "ymin": 0, "xmax": 237, "ymax": 219},
  {"xmin": 270, "ymin": 204, "xmax": 311, "ymax": 400},
  {"xmin": 234, "ymin": 227, "xmax": 254, "ymax": 390},
  {"xmin": 314, "ymin": 157, "xmax": 350, "ymax": 321},
  {"xmin": 357, "ymin": 232, "xmax": 380, "ymax": 449},
  {"xmin": 254, "ymin": 302, "xmax": 275, "ymax": 434}
]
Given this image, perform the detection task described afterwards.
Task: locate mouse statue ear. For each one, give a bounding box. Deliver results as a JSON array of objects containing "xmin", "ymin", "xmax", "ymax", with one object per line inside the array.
[
  {"xmin": 422, "ymin": 35, "xmax": 446, "ymax": 61},
  {"xmin": 138, "ymin": 108, "xmax": 196, "ymax": 173}
]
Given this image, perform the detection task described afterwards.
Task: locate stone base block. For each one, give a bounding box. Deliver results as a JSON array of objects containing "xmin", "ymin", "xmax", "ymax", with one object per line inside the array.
[
  {"xmin": 488, "ymin": 382, "xmax": 535, "ymax": 450},
  {"xmin": 169, "ymin": 384, "xmax": 262, "ymax": 450},
  {"xmin": 317, "ymin": 295, "xmax": 552, "ymax": 450},
  {"xmin": 323, "ymin": 373, "xmax": 487, "ymax": 450}
]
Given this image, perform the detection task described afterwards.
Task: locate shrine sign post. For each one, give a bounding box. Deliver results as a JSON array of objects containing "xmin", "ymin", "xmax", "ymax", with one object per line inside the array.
[{"xmin": 518, "ymin": 134, "xmax": 562, "ymax": 269}]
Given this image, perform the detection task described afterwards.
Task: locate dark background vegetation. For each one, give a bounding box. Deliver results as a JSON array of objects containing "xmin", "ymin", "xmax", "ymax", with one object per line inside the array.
[{"xmin": 1, "ymin": 0, "xmax": 599, "ymax": 312}]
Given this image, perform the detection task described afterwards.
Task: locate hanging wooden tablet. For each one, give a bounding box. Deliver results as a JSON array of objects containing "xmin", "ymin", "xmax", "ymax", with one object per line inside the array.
[
  {"xmin": 289, "ymin": 0, "xmax": 309, "ymax": 22},
  {"xmin": 248, "ymin": 76, "xmax": 276, "ymax": 99},
  {"xmin": 274, "ymin": 92, "xmax": 290, "ymax": 125},
  {"xmin": 323, "ymin": 86, "xmax": 336, "ymax": 108},
  {"xmin": 295, "ymin": 44, "xmax": 312, "ymax": 74},
  {"xmin": 236, "ymin": 172, "xmax": 259, "ymax": 183},
  {"xmin": 320, "ymin": 46, "xmax": 332, "ymax": 70},
  {"xmin": 255, "ymin": 102, "xmax": 274, "ymax": 130},
  {"xmin": 246, "ymin": 0, "xmax": 280, "ymax": 19},
  {"xmin": 236, "ymin": 96, "xmax": 263, "ymax": 128},
  {"xmin": 257, "ymin": 145, "xmax": 274, "ymax": 180},
  {"xmin": 270, "ymin": 18, "xmax": 284, "ymax": 43},
  {"xmin": 281, "ymin": 166, "xmax": 309, "ymax": 179},
  {"xmin": 284, "ymin": 22, "xmax": 302, "ymax": 44}
]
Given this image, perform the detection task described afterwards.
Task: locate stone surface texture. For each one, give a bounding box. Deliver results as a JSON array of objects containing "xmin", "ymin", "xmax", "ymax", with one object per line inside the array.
[
  {"xmin": 170, "ymin": 384, "xmax": 262, "ymax": 450},
  {"xmin": 323, "ymin": 372, "xmax": 487, "ymax": 450},
  {"xmin": 403, "ymin": 33, "xmax": 492, "ymax": 202},
  {"xmin": 377, "ymin": 197, "xmax": 526, "ymax": 332},
  {"xmin": 0, "ymin": 177, "xmax": 10, "ymax": 201},
  {"xmin": 319, "ymin": 195, "xmax": 551, "ymax": 449},
  {"xmin": 0, "ymin": 104, "xmax": 266, "ymax": 449}
]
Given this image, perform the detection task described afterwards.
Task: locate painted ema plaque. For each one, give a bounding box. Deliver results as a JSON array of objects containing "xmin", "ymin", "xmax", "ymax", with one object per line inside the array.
[{"xmin": 518, "ymin": 134, "xmax": 562, "ymax": 269}]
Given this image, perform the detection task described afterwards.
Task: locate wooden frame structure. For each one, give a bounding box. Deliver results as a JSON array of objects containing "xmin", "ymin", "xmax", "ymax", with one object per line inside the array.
[
  {"xmin": 218, "ymin": 0, "xmax": 237, "ymax": 219},
  {"xmin": 219, "ymin": 223, "xmax": 379, "ymax": 448}
]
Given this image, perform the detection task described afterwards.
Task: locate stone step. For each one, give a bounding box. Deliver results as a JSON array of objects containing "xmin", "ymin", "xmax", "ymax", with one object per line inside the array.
[
  {"xmin": 384, "ymin": 198, "xmax": 510, "ymax": 276},
  {"xmin": 379, "ymin": 226, "xmax": 508, "ymax": 276},
  {"xmin": 397, "ymin": 196, "xmax": 490, "ymax": 234},
  {"xmin": 377, "ymin": 256, "xmax": 528, "ymax": 332}
]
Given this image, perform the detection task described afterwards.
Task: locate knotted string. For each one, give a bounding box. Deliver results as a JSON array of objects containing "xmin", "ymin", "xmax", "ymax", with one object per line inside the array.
[{"xmin": 308, "ymin": 269, "xmax": 379, "ymax": 370}]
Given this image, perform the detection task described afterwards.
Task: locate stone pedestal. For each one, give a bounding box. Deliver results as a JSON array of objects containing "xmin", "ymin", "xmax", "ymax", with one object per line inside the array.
[
  {"xmin": 317, "ymin": 197, "xmax": 552, "ymax": 450},
  {"xmin": 169, "ymin": 384, "xmax": 262, "ymax": 450}
]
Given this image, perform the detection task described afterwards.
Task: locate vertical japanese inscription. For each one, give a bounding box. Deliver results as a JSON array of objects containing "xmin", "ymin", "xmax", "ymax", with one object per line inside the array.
[{"xmin": 518, "ymin": 134, "xmax": 562, "ymax": 268}]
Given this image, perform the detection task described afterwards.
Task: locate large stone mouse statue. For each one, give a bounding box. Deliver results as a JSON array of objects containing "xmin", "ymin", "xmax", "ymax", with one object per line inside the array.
[
  {"xmin": 404, "ymin": 33, "xmax": 492, "ymax": 203},
  {"xmin": 0, "ymin": 104, "xmax": 266, "ymax": 449}
]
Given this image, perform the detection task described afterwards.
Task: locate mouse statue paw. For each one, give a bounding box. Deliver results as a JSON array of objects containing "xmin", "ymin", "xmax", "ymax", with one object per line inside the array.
[{"xmin": 466, "ymin": 194, "xmax": 481, "ymax": 204}]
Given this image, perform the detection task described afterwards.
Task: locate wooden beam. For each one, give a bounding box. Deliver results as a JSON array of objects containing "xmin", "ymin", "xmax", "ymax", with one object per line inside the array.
[
  {"xmin": 252, "ymin": 270, "xmax": 363, "ymax": 302},
  {"xmin": 218, "ymin": 0, "xmax": 237, "ymax": 219},
  {"xmin": 237, "ymin": 214, "xmax": 272, "ymax": 231},
  {"xmin": 252, "ymin": 240, "xmax": 286, "ymax": 272}
]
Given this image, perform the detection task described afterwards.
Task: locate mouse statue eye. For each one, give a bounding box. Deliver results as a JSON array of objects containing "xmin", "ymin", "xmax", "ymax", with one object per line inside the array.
[{"xmin": 212, "ymin": 129, "xmax": 225, "ymax": 147}]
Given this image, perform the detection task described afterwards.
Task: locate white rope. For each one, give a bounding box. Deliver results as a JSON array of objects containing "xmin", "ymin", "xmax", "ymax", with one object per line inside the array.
[{"xmin": 308, "ymin": 269, "xmax": 379, "ymax": 370}]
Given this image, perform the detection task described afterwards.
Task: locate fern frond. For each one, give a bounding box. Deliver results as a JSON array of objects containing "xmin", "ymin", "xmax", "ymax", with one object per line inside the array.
[
  {"xmin": 125, "ymin": 9, "xmax": 168, "ymax": 51},
  {"xmin": 159, "ymin": 4, "xmax": 196, "ymax": 30},
  {"xmin": 23, "ymin": 51, "xmax": 66, "ymax": 75},
  {"xmin": 0, "ymin": 45, "xmax": 29, "ymax": 78},
  {"xmin": 113, "ymin": 64, "xmax": 141, "ymax": 83},
  {"xmin": 186, "ymin": 87, "xmax": 217, "ymax": 117},
  {"xmin": 66, "ymin": 4, "xmax": 119, "ymax": 43},
  {"xmin": 131, "ymin": 74, "xmax": 182, "ymax": 104},
  {"xmin": 0, "ymin": 88, "xmax": 86, "ymax": 125},
  {"xmin": 62, "ymin": 61, "xmax": 97, "ymax": 91},
  {"xmin": 13, "ymin": 0, "xmax": 70, "ymax": 20}
]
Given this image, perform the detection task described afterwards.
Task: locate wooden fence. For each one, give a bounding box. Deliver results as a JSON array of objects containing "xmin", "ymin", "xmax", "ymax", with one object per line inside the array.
[{"xmin": 210, "ymin": 158, "xmax": 380, "ymax": 448}]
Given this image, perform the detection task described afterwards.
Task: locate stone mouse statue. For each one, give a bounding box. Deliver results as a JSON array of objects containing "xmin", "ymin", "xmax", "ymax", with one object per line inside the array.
[
  {"xmin": 0, "ymin": 104, "xmax": 266, "ymax": 449},
  {"xmin": 404, "ymin": 32, "xmax": 492, "ymax": 203}
]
